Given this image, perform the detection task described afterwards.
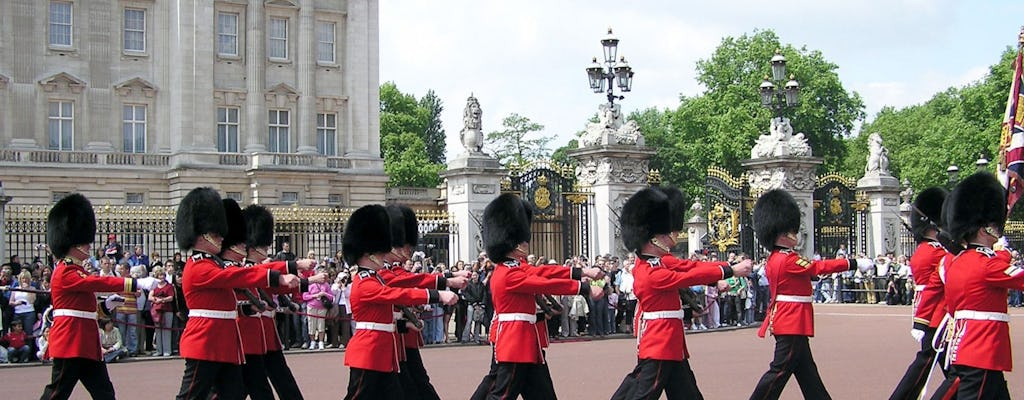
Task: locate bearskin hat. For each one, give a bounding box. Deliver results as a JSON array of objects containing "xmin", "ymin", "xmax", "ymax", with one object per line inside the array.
[
  {"xmin": 399, "ymin": 205, "xmax": 419, "ymax": 247},
  {"xmin": 221, "ymin": 199, "xmax": 246, "ymax": 249},
  {"xmin": 483, "ymin": 193, "xmax": 531, "ymax": 262},
  {"xmin": 944, "ymin": 172, "xmax": 1006, "ymax": 243},
  {"xmin": 342, "ymin": 205, "xmax": 392, "ymax": 266},
  {"xmin": 753, "ymin": 189, "xmax": 801, "ymax": 248},
  {"xmin": 175, "ymin": 187, "xmax": 228, "ymax": 251},
  {"xmin": 911, "ymin": 187, "xmax": 947, "ymax": 243},
  {"xmin": 619, "ymin": 188, "xmax": 672, "ymax": 254},
  {"xmin": 47, "ymin": 193, "xmax": 96, "ymax": 258},
  {"xmin": 386, "ymin": 205, "xmax": 408, "ymax": 248},
  {"xmin": 654, "ymin": 186, "xmax": 687, "ymax": 232},
  {"xmin": 242, "ymin": 205, "xmax": 275, "ymax": 248}
]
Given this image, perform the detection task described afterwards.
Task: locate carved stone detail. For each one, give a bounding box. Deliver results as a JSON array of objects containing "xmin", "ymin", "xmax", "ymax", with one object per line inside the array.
[
  {"xmin": 38, "ymin": 72, "xmax": 87, "ymax": 94},
  {"xmin": 471, "ymin": 184, "xmax": 495, "ymax": 194},
  {"xmin": 113, "ymin": 77, "xmax": 158, "ymax": 98},
  {"xmin": 578, "ymin": 103, "xmax": 645, "ymax": 147},
  {"xmin": 751, "ymin": 117, "xmax": 811, "ymax": 159},
  {"xmin": 574, "ymin": 154, "xmax": 649, "ymax": 186},
  {"xmin": 460, "ymin": 95, "xmax": 484, "ymax": 154},
  {"xmin": 747, "ymin": 166, "xmax": 817, "ymax": 192}
]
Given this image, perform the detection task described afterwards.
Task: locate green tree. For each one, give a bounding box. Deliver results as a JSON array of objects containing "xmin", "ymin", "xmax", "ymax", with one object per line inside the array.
[
  {"xmin": 841, "ymin": 48, "xmax": 1016, "ymax": 191},
  {"xmin": 486, "ymin": 113, "xmax": 552, "ymax": 167},
  {"xmin": 379, "ymin": 82, "xmax": 444, "ymax": 187},
  {"xmin": 551, "ymin": 139, "xmax": 579, "ymax": 167},
  {"xmin": 419, "ymin": 90, "xmax": 446, "ymax": 163},
  {"xmin": 382, "ymin": 132, "xmax": 445, "ymax": 187}
]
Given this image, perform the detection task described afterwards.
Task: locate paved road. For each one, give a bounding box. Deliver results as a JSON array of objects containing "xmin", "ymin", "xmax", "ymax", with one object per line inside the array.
[{"xmin": 8, "ymin": 304, "xmax": 1024, "ymax": 399}]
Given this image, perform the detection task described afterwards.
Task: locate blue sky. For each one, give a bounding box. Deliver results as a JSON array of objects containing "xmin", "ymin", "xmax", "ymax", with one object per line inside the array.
[{"xmin": 379, "ymin": 1, "xmax": 1024, "ymax": 159}]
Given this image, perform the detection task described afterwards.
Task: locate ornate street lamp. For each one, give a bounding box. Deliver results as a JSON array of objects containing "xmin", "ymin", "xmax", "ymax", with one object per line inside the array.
[
  {"xmin": 947, "ymin": 164, "xmax": 960, "ymax": 188},
  {"xmin": 976, "ymin": 153, "xmax": 990, "ymax": 170},
  {"xmin": 758, "ymin": 50, "xmax": 800, "ymax": 118},
  {"xmin": 585, "ymin": 28, "xmax": 635, "ymax": 105}
]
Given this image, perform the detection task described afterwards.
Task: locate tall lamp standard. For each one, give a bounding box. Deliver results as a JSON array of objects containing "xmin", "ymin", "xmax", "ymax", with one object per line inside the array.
[
  {"xmin": 0, "ymin": 181, "xmax": 11, "ymax": 261},
  {"xmin": 947, "ymin": 164, "xmax": 960, "ymax": 188},
  {"xmin": 585, "ymin": 28, "xmax": 634, "ymax": 105},
  {"xmin": 759, "ymin": 51, "xmax": 801, "ymax": 118}
]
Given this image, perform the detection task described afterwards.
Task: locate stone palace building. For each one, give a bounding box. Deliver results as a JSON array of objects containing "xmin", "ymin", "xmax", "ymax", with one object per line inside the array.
[{"xmin": 0, "ymin": 0, "xmax": 385, "ymax": 207}]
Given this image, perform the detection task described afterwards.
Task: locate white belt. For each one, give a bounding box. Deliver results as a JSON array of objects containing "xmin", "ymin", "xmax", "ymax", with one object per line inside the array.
[
  {"xmin": 260, "ymin": 310, "xmax": 275, "ymax": 318},
  {"xmin": 496, "ymin": 313, "xmax": 537, "ymax": 323},
  {"xmin": 189, "ymin": 309, "xmax": 239, "ymax": 319},
  {"xmin": 393, "ymin": 311, "xmax": 404, "ymax": 320},
  {"xmin": 355, "ymin": 322, "xmax": 396, "ymax": 332},
  {"xmin": 914, "ymin": 285, "xmax": 926, "ymax": 291},
  {"xmin": 954, "ymin": 310, "xmax": 1010, "ymax": 322},
  {"xmin": 641, "ymin": 309, "xmax": 685, "ymax": 320},
  {"xmin": 775, "ymin": 295, "xmax": 813, "ymax": 303},
  {"xmin": 53, "ymin": 309, "xmax": 97, "ymax": 320}
]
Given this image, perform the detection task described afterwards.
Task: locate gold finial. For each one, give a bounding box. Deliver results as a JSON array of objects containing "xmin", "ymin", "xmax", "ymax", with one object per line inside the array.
[{"xmin": 647, "ymin": 169, "xmax": 662, "ymax": 185}]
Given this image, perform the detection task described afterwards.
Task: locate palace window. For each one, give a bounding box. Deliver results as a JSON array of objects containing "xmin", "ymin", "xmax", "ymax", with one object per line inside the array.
[
  {"xmin": 217, "ymin": 107, "xmax": 240, "ymax": 152},
  {"xmin": 122, "ymin": 105, "xmax": 147, "ymax": 153},
  {"xmin": 48, "ymin": 101, "xmax": 74, "ymax": 151},
  {"xmin": 316, "ymin": 113, "xmax": 336, "ymax": 156},
  {"xmin": 268, "ymin": 109, "xmax": 290, "ymax": 153}
]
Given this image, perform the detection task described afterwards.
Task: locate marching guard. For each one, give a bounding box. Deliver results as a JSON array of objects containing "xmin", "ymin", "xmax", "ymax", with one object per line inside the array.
[
  {"xmin": 39, "ymin": 194, "xmax": 138, "ymax": 400},
  {"xmin": 749, "ymin": 189, "xmax": 873, "ymax": 400},
  {"xmin": 611, "ymin": 187, "xmax": 752, "ymax": 400},
  {"xmin": 889, "ymin": 187, "xmax": 953, "ymax": 400},
  {"xmin": 173, "ymin": 188, "xmax": 303, "ymax": 400},
  {"xmin": 927, "ymin": 172, "xmax": 1020, "ymax": 399},
  {"xmin": 471, "ymin": 193, "xmax": 604, "ymax": 399},
  {"xmin": 343, "ymin": 204, "xmax": 459, "ymax": 400}
]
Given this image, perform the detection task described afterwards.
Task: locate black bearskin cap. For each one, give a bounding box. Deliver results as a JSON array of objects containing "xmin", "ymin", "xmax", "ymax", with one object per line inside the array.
[
  {"xmin": 175, "ymin": 188, "xmax": 227, "ymax": 251},
  {"xmin": 342, "ymin": 205, "xmax": 392, "ymax": 266},
  {"xmin": 400, "ymin": 206, "xmax": 419, "ymax": 247},
  {"xmin": 47, "ymin": 193, "xmax": 96, "ymax": 258},
  {"xmin": 944, "ymin": 172, "xmax": 1006, "ymax": 242},
  {"xmin": 753, "ymin": 189, "xmax": 801, "ymax": 248},
  {"xmin": 386, "ymin": 205, "xmax": 407, "ymax": 248},
  {"xmin": 619, "ymin": 188, "xmax": 672, "ymax": 254},
  {"xmin": 483, "ymin": 194, "xmax": 531, "ymax": 262},
  {"xmin": 221, "ymin": 199, "xmax": 246, "ymax": 249},
  {"xmin": 242, "ymin": 205, "xmax": 275, "ymax": 248},
  {"xmin": 654, "ymin": 186, "xmax": 687, "ymax": 232},
  {"xmin": 911, "ymin": 187, "xmax": 947, "ymax": 243}
]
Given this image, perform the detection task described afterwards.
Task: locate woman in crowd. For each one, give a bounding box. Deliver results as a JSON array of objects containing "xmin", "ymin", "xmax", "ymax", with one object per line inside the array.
[
  {"xmin": 99, "ymin": 319, "xmax": 127, "ymax": 363},
  {"xmin": 148, "ymin": 265, "xmax": 174, "ymax": 357},
  {"xmin": 302, "ymin": 266, "xmax": 334, "ymax": 350},
  {"xmin": 9, "ymin": 271, "xmax": 38, "ymax": 333},
  {"xmin": 330, "ymin": 272, "xmax": 352, "ymax": 348}
]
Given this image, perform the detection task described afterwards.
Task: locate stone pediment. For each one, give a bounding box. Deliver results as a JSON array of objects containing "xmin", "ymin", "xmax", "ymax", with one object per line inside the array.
[
  {"xmin": 114, "ymin": 77, "xmax": 158, "ymax": 97},
  {"xmin": 265, "ymin": 0, "xmax": 298, "ymax": 7},
  {"xmin": 265, "ymin": 83, "xmax": 299, "ymax": 107},
  {"xmin": 38, "ymin": 72, "xmax": 87, "ymax": 94}
]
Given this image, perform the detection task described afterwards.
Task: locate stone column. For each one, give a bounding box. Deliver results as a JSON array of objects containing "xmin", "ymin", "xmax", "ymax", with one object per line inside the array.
[
  {"xmin": 685, "ymin": 203, "xmax": 707, "ymax": 256},
  {"xmin": 295, "ymin": 0, "xmax": 317, "ymax": 154},
  {"xmin": 570, "ymin": 146, "xmax": 656, "ymax": 259},
  {"xmin": 743, "ymin": 157, "xmax": 823, "ymax": 258},
  {"xmin": 442, "ymin": 155, "xmax": 505, "ymax": 265},
  {"xmin": 858, "ymin": 172, "xmax": 901, "ymax": 257},
  {"xmin": 243, "ymin": 0, "xmax": 267, "ymax": 153}
]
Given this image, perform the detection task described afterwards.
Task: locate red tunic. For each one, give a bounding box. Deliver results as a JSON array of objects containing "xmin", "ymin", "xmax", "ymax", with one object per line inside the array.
[
  {"xmin": 758, "ymin": 249, "xmax": 852, "ymax": 338},
  {"xmin": 48, "ymin": 260, "xmax": 135, "ymax": 360},
  {"xmin": 632, "ymin": 256, "xmax": 728, "ymax": 337},
  {"xmin": 633, "ymin": 256, "xmax": 729, "ymax": 361},
  {"xmin": 489, "ymin": 259, "xmax": 586, "ymax": 364},
  {"xmin": 911, "ymin": 241, "xmax": 948, "ymax": 329},
  {"xmin": 255, "ymin": 259, "xmax": 297, "ymax": 353},
  {"xmin": 378, "ymin": 264, "xmax": 446, "ymax": 352},
  {"xmin": 344, "ymin": 267, "xmax": 436, "ymax": 372},
  {"xmin": 944, "ymin": 246, "xmax": 1020, "ymax": 371},
  {"xmin": 485, "ymin": 260, "xmax": 577, "ymax": 348},
  {"xmin": 179, "ymin": 252, "xmax": 285, "ymax": 364},
  {"xmin": 229, "ymin": 261, "xmax": 267, "ymax": 356}
]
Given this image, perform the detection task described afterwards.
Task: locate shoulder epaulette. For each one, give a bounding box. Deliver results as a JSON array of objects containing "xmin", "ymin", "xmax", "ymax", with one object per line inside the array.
[
  {"xmin": 976, "ymin": 247, "xmax": 997, "ymax": 258},
  {"xmin": 928, "ymin": 241, "xmax": 943, "ymax": 248},
  {"xmin": 795, "ymin": 257, "xmax": 811, "ymax": 269},
  {"xmin": 646, "ymin": 257, "xmax": 661, "ymax": 267},
  {"xmin": 358, "ymin": 270, "xmax": 375, "ymax": 279},
  {"xmin": 503, "ymin": 260, "xmax": 520, "ymax": 268}
]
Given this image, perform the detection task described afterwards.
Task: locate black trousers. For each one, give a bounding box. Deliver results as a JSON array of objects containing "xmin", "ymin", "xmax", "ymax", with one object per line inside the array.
[
  {"xmin": 400, "ymin": 348, "xmax": 441, "ymax": 400},
  {"xmin": 455, "ymin": 301, "xmax": 468, "ymax": 341},
  {"xmin": 345, "ymin": 368, "xmax": 404, "ymax": 400},
  {"xmin": 240, "ymin": 354, "xmax": 275, "ymax": 400},
  {"xmin": 611, "ymin": 359, "xmax": 703, "ymax": 400},
  {"xmin": 471, "ymin": 349, "xmax": 556, "ymax": 400},
  {"xmin": 929, "ymin": 365, "xmax": 1007, "ymax": 400},
  {"xmin": 264, "ymin": 350, "xmax": 304, "ymax": 400},
  {"xmin": 749, "ymin": 335, "xmax": 831, "ymax": 400},
  {"xmin": 889, "ymin": 327, "xmax": 949, "ymax": 400},
  {"xmin": 39, "ymin": 357, "xmax": 116, "ymax": 400},
  {"xmin": 175, "ymin": 358, "xmax": 244, "ymax": 400},
  {"xmin": 275, "ymin": 313, "xmax": 291, "ymax": 349}
]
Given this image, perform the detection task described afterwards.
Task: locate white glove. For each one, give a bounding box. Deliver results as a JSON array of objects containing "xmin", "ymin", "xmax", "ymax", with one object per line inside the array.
[
  {"xmin": 856, "ymin": 258, "xmax": 875, "ymax": 273},
  {"xmin": 911, "ymin": 328, "xmax": 925, "ymax": 343},
  {"xmin": 105, "ymin": 294, "xmax": 126, "ymax": 311},
  {"xmin": 995, "ymin": 236, "xmax": 1010, "ymax": 251}
]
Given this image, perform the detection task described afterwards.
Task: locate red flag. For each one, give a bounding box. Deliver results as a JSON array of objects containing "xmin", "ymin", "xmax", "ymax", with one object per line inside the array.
[{"xmin": 1000, "ymin": 29, "xmax": 1024, "ymax": 212}]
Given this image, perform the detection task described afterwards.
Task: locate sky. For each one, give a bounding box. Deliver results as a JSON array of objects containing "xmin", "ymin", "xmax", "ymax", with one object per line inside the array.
[{"xmin": 379, "ymin": 0, "xmax": 1024, "ymax": 161}]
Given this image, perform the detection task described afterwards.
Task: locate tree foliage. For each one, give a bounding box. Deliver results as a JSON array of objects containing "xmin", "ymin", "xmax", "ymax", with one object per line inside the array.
[
  {"xmin": 379, "ymin": 82, "xmax": 445, "ymax": 187},
  {"xmin": 485, "ymin": 113, "xmax": 552, "ymax": 167},
  {"xmin": 841, "ymin": 48, "xmax": 1016, "ymax": 191}
]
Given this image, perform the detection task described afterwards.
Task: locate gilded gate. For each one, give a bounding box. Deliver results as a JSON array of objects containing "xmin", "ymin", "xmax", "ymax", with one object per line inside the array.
[
  {"xmin": 812, "ymin": 174, "xmax": 868, "ymax": 257},
  {"xmin": 501, "ymin": 161, "xmax": 591, "ymax": 262}
]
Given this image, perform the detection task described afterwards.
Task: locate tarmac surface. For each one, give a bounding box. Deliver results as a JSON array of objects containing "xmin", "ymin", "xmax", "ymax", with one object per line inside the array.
[{"xmin": 8, "ymin": 303, "xmax": 1024, "ymax": 399}]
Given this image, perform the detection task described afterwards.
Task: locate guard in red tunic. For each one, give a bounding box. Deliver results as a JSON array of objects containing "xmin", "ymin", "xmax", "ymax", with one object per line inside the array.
[
  {"xmin": 379, "ymin": 204, "xmax": 468, "ymax": 400},
  {"xmin": 39, "ymin": 194, "xmax": 138, "ymax": 400},
  {"xmin": 344, "ymin": 204, "xmax": 459, "ymax": 400},
  {"xmin": 173, "ymin": 188, "xmax": 302, "ymax": 400},
  {"xmin": 473, "ymin": 193, "xmax": 603, "ymax": 399},
  {"xmin": 611, "ymin": 187, "xmax": 751, "ymax": 400},
  {"xmin": 889, "ymin": 187, "xmax": 951, "ymax": 400},
  {"xmin": 927, "ymin": 172, "xmax": 1018, "ymax": 399},
  {"xmin": 749, "ymin": 189, "xmax": 872, "ymax": 400},
  {"xmin": 242, "ymin": 204, "xmax": 310, "ymax": 400}
]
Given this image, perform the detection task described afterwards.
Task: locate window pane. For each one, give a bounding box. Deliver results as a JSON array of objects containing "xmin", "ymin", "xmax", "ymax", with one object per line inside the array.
[
  {"xmin": 50, "ymin": 2, "xmax": 71, "ymax": 24},
  {"xmin": 327, "ymin": 114, "xmax": 336, "ymax": 127},
  {"xmin": 123, "ymin": 105, "xmax": 132, "ymax": 120},
  {"xmin": 217, "ymin": 125, "xmax": 227, "ymax": 152},
  {"xmin": 137, "ymin": 106, "xmax": 146, "ymax": 120},
  {"xmin": 49, "ymin": 102, "xmax": 60, "ymax": 117},
  {"xmin": 217, "ymin": 107, "xmax": 226, "ymax": 123},
  {"xmin": 228, "ymin": 126, "xmax": 238, "ymax": 152},
  {"xmin": 62, "ymin": 101, "xmax": 72, "ymax": 116},
  {"xmin": 228, "ymin": 108, "xmax": 238, "ymax": 122},
  {"xmin": 61, "ymin": 122, "xmax": 72, "ymax": 149},
  {"xmin": 279, "ymin": 111, "xmax": 288, "ymax": 125},
  {"xmin": 125, "ymin": 9, "xmax": 144, "ymax": 30},
  {"xmin": 49, "ymin": 120, "xmax": 60, "ymax": 149}
]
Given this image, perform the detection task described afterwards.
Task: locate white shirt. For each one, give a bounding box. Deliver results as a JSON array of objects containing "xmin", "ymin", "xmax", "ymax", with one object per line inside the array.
[
  {"xmin": 618, "ymin": 270, "xmax": 635, "ymax": 300},
  {"xmin": 11, "ymin": 291, "xmax": 34, "ymax": 314}
]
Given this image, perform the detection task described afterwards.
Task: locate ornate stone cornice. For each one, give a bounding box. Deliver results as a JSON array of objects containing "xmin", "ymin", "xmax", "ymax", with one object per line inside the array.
[
  {"xmin": 38, "ymin": 72, "xmax": 87, "ymax": 94},
  {"xmin": 113, "ymin": 77, "xmax": 158, "ymax": 98}
]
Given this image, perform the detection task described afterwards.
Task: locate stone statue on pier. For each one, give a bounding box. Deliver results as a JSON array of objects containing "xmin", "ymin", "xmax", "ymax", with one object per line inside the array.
[
  {"xmin": 460, "ymin": 95, "xmax": 484, "ymax": 154},
  {"xmin": 750, "ymin": 117, "xmax": 811, "ymax": 159},
  {"xmin": 578, "ymin": 103, "xmax": 644, "ymax": 147},
  {"xmin": 865, "ymin": 132, "xmax": 890, "ymax": 175}
]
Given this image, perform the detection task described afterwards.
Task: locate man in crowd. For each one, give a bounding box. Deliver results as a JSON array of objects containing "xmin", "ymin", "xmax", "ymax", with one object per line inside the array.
[
  {"xmin": 104, "ymin": 235, "xmax": 124, "ymax": 264},
  {"xmin": 127, "ymin": 246, "xmax": 150, "ymax": 268}
]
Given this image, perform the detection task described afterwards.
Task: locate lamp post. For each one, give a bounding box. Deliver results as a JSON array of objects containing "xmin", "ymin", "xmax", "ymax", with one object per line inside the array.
[
  {"xmin": 976, "ymin": 154, "xmax": 990, "ymax": 171},
  {"xmin": 947, "ymin": 164, "xmax": 960, "ymax": 188},
  {"xmin": 758, "ymin": 50, "xmax": 801, "ymax": 118},
  {"xmin": 0, "ymin": 181, "xmax": 11, "ymax": 261},
  {"xmin": 585, "ymin": 28, "xmax": 634, "ymax": 105}
]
